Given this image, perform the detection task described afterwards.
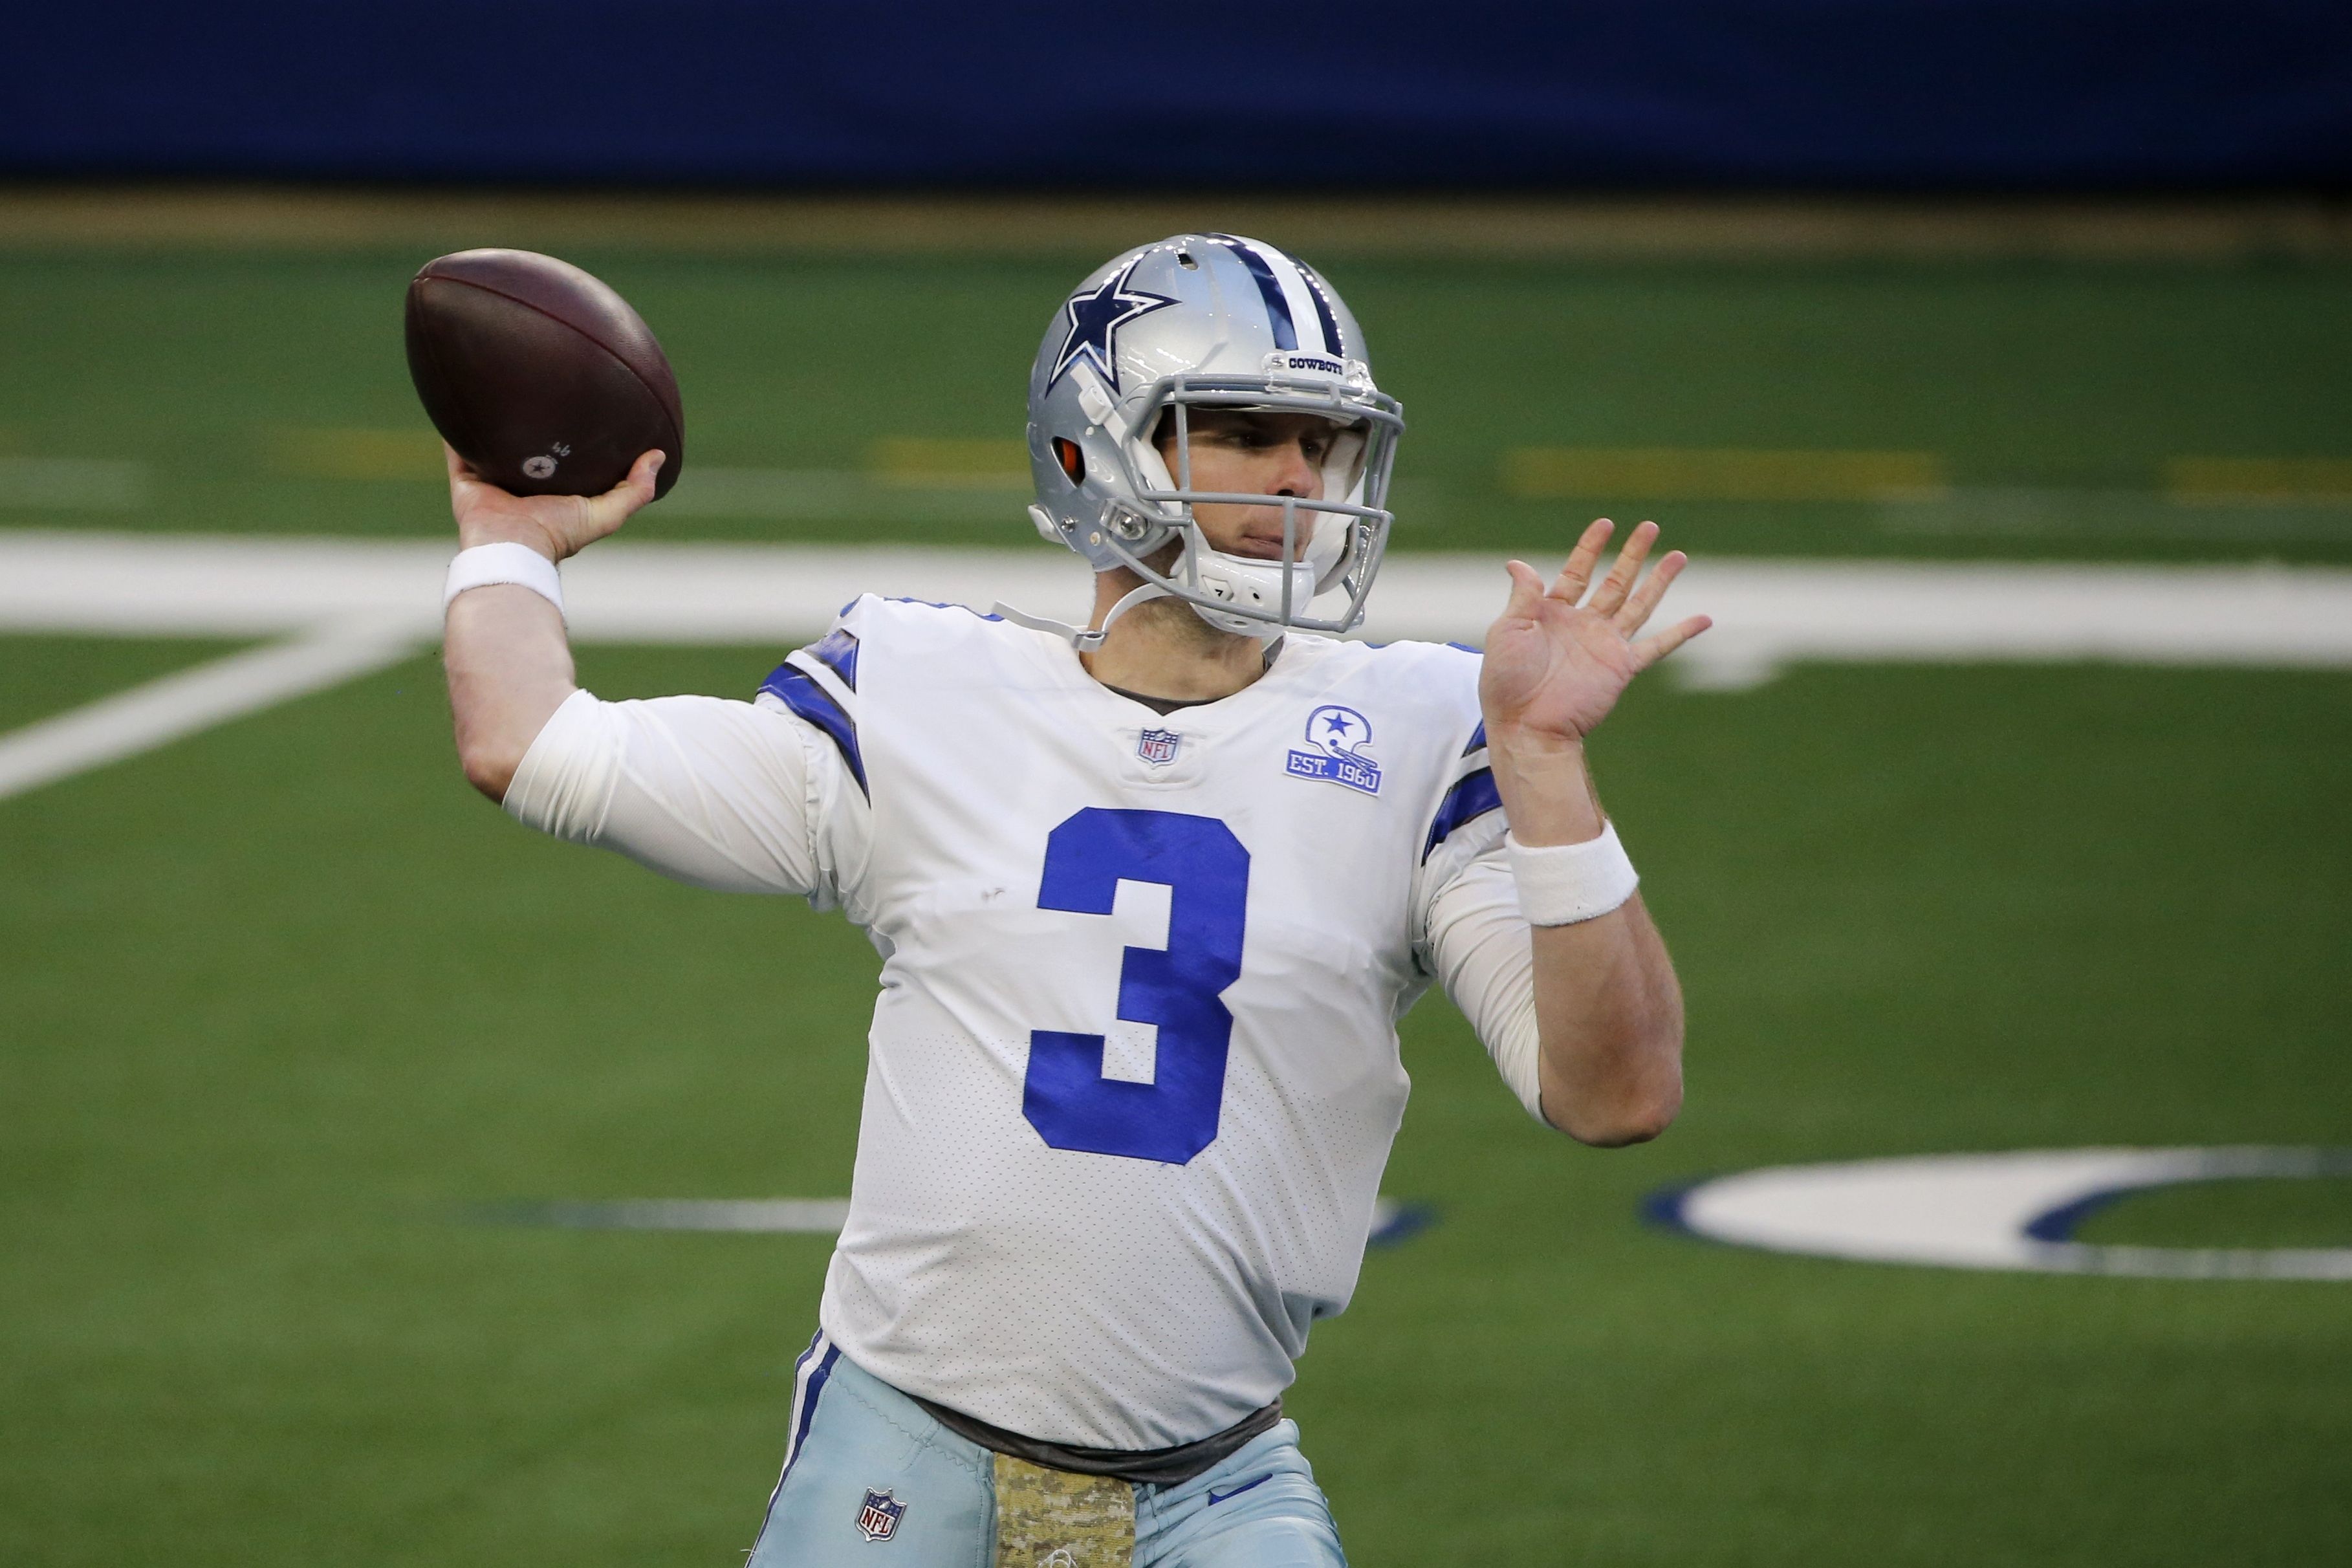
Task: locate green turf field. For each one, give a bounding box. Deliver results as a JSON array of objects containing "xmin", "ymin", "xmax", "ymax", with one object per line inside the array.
[
  {"xmin": 4, "ymin": 247, "xmax": 2351, "ymax": 562},
  {"xmin": 3, "ymin": 238, "xmax": 2349, "ymax": 1565}
]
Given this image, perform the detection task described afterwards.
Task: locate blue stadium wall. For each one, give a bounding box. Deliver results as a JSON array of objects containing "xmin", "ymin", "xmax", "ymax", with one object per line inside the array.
[{"xmin": 8, "ymin": 2, "xmax": 2351, "ymax": 189}]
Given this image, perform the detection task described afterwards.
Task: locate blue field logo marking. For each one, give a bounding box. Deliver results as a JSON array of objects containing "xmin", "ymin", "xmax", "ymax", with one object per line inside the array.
[{"xmin": 1285, "ymin": 704, "xmax": 1381, "ymax": 796}]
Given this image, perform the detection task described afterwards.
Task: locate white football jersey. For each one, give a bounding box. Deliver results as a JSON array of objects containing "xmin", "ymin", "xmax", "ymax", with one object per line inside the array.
[
  {"xmin": 756, "ymin": 597, "xmax": 1505, "ymax": 1449},
  {"xmin": 505, "ymin": 593, "xmax": 1542, "ymax": 1452}
]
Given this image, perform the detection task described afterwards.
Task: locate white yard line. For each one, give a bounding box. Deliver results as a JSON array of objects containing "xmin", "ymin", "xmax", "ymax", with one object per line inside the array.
[
  {"xmin": 486, "ymin": 1199, "xmax": 855, "ymax": 1234},
  {"xmin": 1373, "ymin": 556, "xmax": 2352, "ymax": 690},
  {"xmin": 478, "ymin": 1194, "xmax": 1426, "ymax": 1245},
  {"xmin": 3, "ymin": 531, "xmax": 2351, "ymax": 797},
  {"xmin": 0, "ymin": 622, "xmax": 419, "ymax": 801},
  {"xmin": 6, "ymin": 531, "xmax": 2351, "ymax": 664}
]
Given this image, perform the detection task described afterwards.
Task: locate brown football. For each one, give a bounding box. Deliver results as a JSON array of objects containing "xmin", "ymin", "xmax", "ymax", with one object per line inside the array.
[{"xmin": 404, "ymin": 248, "xmax": 684, "ymax": 501}]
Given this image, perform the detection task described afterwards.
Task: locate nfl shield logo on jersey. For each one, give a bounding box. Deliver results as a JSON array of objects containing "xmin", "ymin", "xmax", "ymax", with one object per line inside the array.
[
  {"xmin": 855, "ymin": 1488, "xmax": 906, "ymax": 1542},
  {"xmin": 1137, "ymin": 728, "xmax": 1181, "ymax": 765}
]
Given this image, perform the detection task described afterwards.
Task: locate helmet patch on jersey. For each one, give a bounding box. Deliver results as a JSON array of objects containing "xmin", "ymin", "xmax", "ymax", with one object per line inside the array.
[
  {"xmin": 1285, "ymin": 704, "xmax": 1382, "ymax": 796},
  {"xmin": 1048, "ymin": 259, "xmax": 1177, "ymax": 393},
  {"xmin": 1137, "ymin": 728, "xmax": 1182, "ymax": 766},
  {"xmin": 855, "ymin": 1487, "xmax": 907, "ymax": 1541}
]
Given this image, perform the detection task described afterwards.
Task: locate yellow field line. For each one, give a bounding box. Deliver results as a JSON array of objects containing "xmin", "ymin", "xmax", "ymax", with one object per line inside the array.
[
  {"xmin": 1503, "ymin": 446, "xmax": 1950, "ymax": 503},
  {"xmin": 867, "ymin": 437, "xmax": 1030, "ymax": 490},
  {"xmin": 265, "ymin": 427, "xmax": 1039, "ymax": 491},
  {"xmin": 268, "ymin": 426, "xmax": 444, "ymax": 481},
  {"xmin": 250, "ymin": 428, "xmax": 2352, "ymax": 512},
  {"xmin": 2166, "ymin": 457, "xmax": 2352, "ymax": 505},
  {"xmin": 6, "ymin": 188, "xmax": 2352, "ymax": 261}
]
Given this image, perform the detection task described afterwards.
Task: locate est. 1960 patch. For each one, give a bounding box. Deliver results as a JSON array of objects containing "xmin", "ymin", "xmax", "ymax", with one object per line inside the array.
[{"xmin": 1285, "ymin": 704, "xmax": 1381, "ymax": 796}]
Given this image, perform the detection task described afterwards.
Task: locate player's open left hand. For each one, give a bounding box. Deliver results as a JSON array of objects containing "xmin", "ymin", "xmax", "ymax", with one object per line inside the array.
[
  {"xmin": 446, "ymin": 442, "xmax": 664, "ymax": 563},
  {"xmin": 1480, "ymin": 519, "xmax": 1711, "ymax": 746}
]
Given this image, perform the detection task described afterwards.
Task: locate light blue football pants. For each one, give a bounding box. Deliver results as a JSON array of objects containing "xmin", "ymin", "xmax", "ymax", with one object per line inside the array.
[{"xmin": 746, "ymin": 1334, "xmax": 1348, "ymax": 1567}]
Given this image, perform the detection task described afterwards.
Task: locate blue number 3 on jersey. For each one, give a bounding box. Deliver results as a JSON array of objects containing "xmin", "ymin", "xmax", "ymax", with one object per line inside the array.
[{"xmin": 1023, "ymin": 808, "xmax": 1250, "ymax": 1165}]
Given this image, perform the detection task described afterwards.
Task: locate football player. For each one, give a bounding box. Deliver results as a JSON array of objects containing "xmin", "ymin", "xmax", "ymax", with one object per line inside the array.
[{"xmin": 439, "ymin": 234, "xmax": 1707, "ymax": 1566}]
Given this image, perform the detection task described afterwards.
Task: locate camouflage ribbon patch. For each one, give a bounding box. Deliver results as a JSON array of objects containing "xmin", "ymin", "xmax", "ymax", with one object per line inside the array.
[{"xmin": 991, "ymin": 1454, "xmax": 1135, "ymax": 1567}]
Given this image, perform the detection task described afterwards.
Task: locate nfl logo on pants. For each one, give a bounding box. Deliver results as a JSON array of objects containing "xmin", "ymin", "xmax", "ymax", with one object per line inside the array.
[{"xmin": 856, "ymin": 1488, "xmax": 906, "ymax": 1542}]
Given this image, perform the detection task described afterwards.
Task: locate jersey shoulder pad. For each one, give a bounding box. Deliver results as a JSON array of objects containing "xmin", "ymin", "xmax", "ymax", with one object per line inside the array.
[
  {"xmin": 751, "ymin": 594, "xmax": 1021, "ymax": 794},
  {"xmin": 1335, "ymin": 632, "xmax": 1482, "ymax": 682},
  {"xmin": 1422, "ymin": 710, "xmax": 1501, "ymax": 863},
  {"xmin": 1345, "ymin": 640, "xmax": 1496, "ymax": 862},
  {"xmin": 847, "ymin": 591, "xmax": 1014, "ymax": 640},
  {"xmin": 756, "ymin": 607, "xmax": 869, "ymax": 795},
  {"xmin": 1324, "ymin": 635, "xmax": 1485, "ymax": 741},
  {"xmin": 1294, "ymin": 637, "xmax": 1496, "ymax": 859}
]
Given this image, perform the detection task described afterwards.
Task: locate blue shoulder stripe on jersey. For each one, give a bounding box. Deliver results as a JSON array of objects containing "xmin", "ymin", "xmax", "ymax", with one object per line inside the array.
[
  {"xmin": 759, "ymin": 663, "xmax": 867, "ymax": 794},
  {"xmin": 1423, "ymin": 767, "xmax": 1503, "ymax": 861},
  {"xmin": 805, "ymin": 627, "xmax": 860, "ymax": 691},
  {"xmin": 1463, "ymin": 721, "xmax": 1486, "ymax": 756},
  {"xmin": 1298, "ymin": 263, "xmax": 1345, "ymax": 356},
  {"xmin": 1211, "ymin": 234, "xmax": 1298, "ymax": 352}
]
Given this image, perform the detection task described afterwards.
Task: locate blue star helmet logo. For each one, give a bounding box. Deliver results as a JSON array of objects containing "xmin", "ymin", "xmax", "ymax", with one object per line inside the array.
[{"xmin": 1049, "ymin": 260, "xmax": 1177, "ymax": 392}]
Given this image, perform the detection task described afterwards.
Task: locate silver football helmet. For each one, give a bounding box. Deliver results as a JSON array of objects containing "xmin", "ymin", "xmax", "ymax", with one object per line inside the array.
[{"xmin": 999, "ymin": 234, "xmax": 1404, "ymax": 646}]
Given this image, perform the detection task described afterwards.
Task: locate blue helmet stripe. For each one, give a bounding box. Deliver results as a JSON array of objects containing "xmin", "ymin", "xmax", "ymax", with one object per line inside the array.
[
  {"xmin": 1298, "ymin": 264, "xmax": 1345, "ymax": 356},
  {"xmin": 1211, "ymin": 234, "xmax": 1298, "ymax": 351}
]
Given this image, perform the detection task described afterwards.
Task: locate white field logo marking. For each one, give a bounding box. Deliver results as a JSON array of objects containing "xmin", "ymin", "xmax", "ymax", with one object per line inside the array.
[{"xmin": 1653, "ymin": 1146, "xmax": 2352, "ymax": 1279}]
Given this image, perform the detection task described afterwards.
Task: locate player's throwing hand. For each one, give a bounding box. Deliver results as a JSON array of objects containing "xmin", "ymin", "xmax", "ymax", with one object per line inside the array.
[
  {"xmin": 445, "ymin": 442, "xmax": 665, "ymax": 561},
  {"xmin": 1480, "ymin": 519, "xmax": 1711, "ymax": 745}
]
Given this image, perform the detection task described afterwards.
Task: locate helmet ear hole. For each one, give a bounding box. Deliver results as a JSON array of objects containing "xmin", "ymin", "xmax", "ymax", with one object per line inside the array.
[{"xmin": 1052, "ymin": 438, "xmax": 1085, "ymax": 484}]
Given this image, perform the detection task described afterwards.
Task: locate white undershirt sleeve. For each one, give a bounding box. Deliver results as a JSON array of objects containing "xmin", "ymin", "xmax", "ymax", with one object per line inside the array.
[
  {"xmin": 501, "ymin": 688, "xmax": 864, "ymax": 906},
  {"xmin": 1423, "ymin": 845, "xmax": 1549, "ymax": 1126}
]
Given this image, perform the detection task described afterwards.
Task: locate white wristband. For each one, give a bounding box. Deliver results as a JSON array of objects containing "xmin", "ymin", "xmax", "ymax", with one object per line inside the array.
[
  {"xmin": 1508, "ymin": 823, "xmax": 1640, "ymax": 926},
  {"xmin": 444, "ymin": 542, "xmax": 563, "ymax": 619}
]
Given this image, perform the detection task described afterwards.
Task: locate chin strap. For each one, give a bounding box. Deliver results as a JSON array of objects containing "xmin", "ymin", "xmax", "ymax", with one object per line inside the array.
[{"xmin": 991, "ymin": 581, "xmax": 1170, "ymax": 651}]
